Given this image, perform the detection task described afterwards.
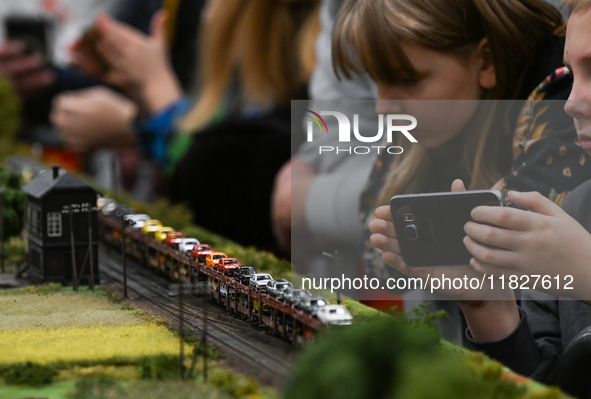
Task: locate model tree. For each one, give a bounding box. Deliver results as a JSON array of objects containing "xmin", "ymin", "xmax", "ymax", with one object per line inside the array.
[
  {"xmin": 0, "ymin": 76, "xmax": 26, "ymax": 241},
  {"xmin": 0, "ymin": 167, "xmax": 26, "ymax": 241},
  {"xmin": 0, "ymin": 76, "xmax": 21, "ymax": 164}
]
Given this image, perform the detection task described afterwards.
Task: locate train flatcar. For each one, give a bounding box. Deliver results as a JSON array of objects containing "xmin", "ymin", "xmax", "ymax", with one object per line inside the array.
[{"xmin": 97, "ymin": 199, "xmax": 353, "ymax": 343}]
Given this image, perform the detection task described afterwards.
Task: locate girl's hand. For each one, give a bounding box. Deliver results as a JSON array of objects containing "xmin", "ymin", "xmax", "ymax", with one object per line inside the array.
[
  {"xmin": 464, "ymin": 190, "xmax": 591, "ymax": 301},
  {"xmin": 368, "ymin": 179, "xmax": 513, "ymax": 303},
  {"xmin": 369, "ymin": 179, "xmax": 519, "ymax": 341}
]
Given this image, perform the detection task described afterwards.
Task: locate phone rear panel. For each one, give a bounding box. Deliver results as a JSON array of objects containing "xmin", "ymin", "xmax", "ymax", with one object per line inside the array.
[{"xmin": 389, "ymin": 191, "xmax": 501, "ymax": 267}]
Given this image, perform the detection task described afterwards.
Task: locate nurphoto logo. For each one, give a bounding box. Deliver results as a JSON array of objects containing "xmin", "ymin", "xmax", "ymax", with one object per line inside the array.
[{"xmin": 304, "ymin": 110, "xmax": 418, "ymax": 155}]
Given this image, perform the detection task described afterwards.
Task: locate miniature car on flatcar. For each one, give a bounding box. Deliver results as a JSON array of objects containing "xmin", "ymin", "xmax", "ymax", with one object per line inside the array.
[
  {"xmin": 205, "ymin": 252, "xmax": 227, "ymax": 269},
  {"xmin": 141, "ymin": 219, "xmax": 163, "ymax": 237},
  {"xmin": 266, "ymin": 279, "xmax": 293, "ymax": 298},
  {"xmin": 249, "ymin": 273, "xmax": 273, "ymax": 291},
  {"xmin": 316, "ymin": 304, "xmax": 353, "ymax": 326},
  {"xmin": 124, "ymin": 213, "xmax": 151, "ymax": 230},
  {"xmin": 178, "ymin": 238, "xmax": 200, "ymax": 256},
  {"xmin": 163, "ymin": 231, "xmax": 186, "ymax": 248},
  {"xmin": 191, "ymin": 244, "xmax": 213, "ymax": 262},
  {"xmin": 252, "ymin": 299, "xmax": 273, "ymax": 315},
  {"xmin": 113, "ymin": 204, "xmax": 135, "ymax": 219},
  {"xmin": 233, "ymin": 266, "xmax": 257, "ymax": 285},
  {"xmin": 294, "ymin": 296, "xmax": 330, "ymax": 316},
  {"xmin": 220, "ymin": 282, "xmax": 235, "ymax": 297},
  {"xmin": 154, "ymin": 227, "xmax": 175, "ymax": 242},
  {"xmin": 99, "ymin": 198, "xmax": 118, "ymax": 215},
  {"xmin": 216, "ymin": 257, "xmax": 241, "ymax": 276},
  {"xmin": 279, "ymin": 287, "xmax": 313, "ymax": 307}
]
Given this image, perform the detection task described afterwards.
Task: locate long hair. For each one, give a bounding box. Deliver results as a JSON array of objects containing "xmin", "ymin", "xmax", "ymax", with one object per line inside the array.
[
  {"xmin": 333, "ymin": 0, "xmax": 564, "ymax": 205},
  {"xmin": 180, "ymin": 0, "xmax": 320, "ymax": 132}
]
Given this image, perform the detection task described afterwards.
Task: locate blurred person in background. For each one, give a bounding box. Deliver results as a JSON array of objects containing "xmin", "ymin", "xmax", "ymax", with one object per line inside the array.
[
  {"xmin": 51, "ymin": 0, "xmax": 204, "ymax": 198},
  {"xmin": 0, "ymin": 0, "xmax": 120, "ymax": 100},
  {"xmin": 55, "ymin": 0, "xmax": 321, "ymax": 249},
  {"xmin": 0, "ymin": 0, "xmax": 202, "ymax": 198}
]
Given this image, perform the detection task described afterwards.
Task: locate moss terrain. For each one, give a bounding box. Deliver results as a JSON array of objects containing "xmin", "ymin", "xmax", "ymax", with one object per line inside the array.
[{"xmin": 0, "ymin": 284, "xmax": 277, "ymax": 399}]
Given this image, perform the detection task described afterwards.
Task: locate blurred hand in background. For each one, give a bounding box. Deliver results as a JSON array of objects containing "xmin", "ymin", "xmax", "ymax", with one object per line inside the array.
[
  {"xmin": 70, "ymin": 10, "xmax": 182, "ymax": 115},
  {"xmin": 0, "ymin": 40, "xmax": 55, "ymax": 100},
  {"xmin": 50, "ymin": 86, "xmax": 138, "ymax": 153}
]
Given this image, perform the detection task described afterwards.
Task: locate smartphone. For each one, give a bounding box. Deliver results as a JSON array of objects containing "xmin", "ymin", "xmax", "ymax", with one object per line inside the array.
[
  {"xmin": 4, "ymin": 16, "xmax": 50, "ymax": 57},
  {"xmin": 389, "ymin": 190, "xmax": 502, "ymax": 267}
]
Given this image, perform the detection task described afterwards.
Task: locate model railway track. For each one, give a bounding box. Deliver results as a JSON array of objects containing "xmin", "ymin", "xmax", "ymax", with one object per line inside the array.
[{"xmin": 99, "ymin": 253, "xmax": 293, "ymax": 379}]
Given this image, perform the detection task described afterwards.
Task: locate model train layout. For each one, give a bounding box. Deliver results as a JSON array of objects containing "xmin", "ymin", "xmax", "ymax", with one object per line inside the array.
[{"xmin": 97, "ymin": 198, "xmax": 353, "ymax": 345}]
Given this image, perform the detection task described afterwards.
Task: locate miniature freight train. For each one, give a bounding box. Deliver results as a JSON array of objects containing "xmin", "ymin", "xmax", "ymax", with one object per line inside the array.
[{"xmin": 97, "ymin": 199, "xmax": 353, "ymax": 344}]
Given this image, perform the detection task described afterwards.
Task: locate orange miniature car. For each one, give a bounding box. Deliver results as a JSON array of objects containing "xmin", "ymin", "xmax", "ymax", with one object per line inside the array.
[{"xmin": 205, "ymin": 252, "xmax": 227, "ymax": 269}]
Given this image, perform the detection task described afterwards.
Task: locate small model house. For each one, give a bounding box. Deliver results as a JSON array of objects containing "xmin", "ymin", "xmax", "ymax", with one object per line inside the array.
[{"xmin": 22, "ymin": 165, "xmax": 100, "ymax": 285}]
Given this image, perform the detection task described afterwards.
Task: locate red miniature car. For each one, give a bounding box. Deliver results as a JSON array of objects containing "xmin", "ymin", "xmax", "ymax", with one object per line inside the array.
[
  {"xmin": 216, "ymin": 257, "xmax": 241, "ymax": 276},
  {"xmin": 191, "ymin": 244, "xmax": 213, "ymax": 262},
  {"xmin": 163, "ymin": 231, "xmax": 186, "ymax": 248}
]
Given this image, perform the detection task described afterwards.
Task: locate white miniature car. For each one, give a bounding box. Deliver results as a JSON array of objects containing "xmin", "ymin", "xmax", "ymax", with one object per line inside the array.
[
  {"xmin": 124, "ymin": 214, "xmax": 151, "ymax": 230},
  {"xmin": 178, "ymin": 238, "xmax": 200, "ymax": 255},
  {"xmin": 220, "ymin": 282, "xmax": 235, "ymax": 297},
  {"xmin": 316, "ymin": 305, "xmax": 353, "ymax": 326},
  {"xmin": 249, "ymin": 273, "xmax": 273, "ymax": 291}
]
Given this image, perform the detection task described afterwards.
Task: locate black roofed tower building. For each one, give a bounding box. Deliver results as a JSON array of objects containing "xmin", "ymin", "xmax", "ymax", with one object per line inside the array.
[{"xmin": 22, "ymin": 165, "xmax": 100, "ymax": 285}]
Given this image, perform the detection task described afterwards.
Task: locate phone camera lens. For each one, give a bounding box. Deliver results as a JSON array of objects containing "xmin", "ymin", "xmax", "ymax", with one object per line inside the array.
[
  {"xmin": 405, "ymin": 224, "xmax": 418, "ymax": 240},
  {"xmin": 403, "ymin": 213, "xmax": 414, "ymax": 222}
]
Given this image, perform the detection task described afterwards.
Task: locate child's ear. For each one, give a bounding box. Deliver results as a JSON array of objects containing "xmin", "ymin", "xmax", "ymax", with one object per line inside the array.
[{"xmin": 475, "ymin": 38, "xmax": 496, "ymax": 89}]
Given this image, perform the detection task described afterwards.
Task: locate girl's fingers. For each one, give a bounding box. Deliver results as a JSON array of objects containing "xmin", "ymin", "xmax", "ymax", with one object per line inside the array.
[
  {"xmin": 464, "ymin": 221, "xmax": 520, "ymax": 250},
  {"xmin": 469, "ymin": 258, "xmax": 509, "ymax": 277},
  {"xmin": 451, "ymin": 179, "xmax": 466, "ymax": 192},
  {"xmin": 374, "ymin": 205, "xmax": 392, "ymax": 221},
  {"xmin": 381, "ymin": 251, "xmax": 415, "ymax": 275},
  {"xmin": 471, "ymin": 205, "xmax": 537, "ymax": 231},
  {"xmin": 507, "ymin": 191, "xmax": 566, "ymax": 217},
  {"xmin": 370, "ymin": 232, "xmax": 401, "ymax": 255},
  {"xmin": 463, "ymin": 236, "xmax": 518, "ymax": 269},
  {"xmin": 368, "ymin": 217, "xmax": 397, "ymax": 239}
]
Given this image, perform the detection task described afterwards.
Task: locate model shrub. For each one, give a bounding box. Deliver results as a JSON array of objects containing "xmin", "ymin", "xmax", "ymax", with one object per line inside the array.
[
  {"xmin": 1, "ymin": 361, "xmax": 58, "ymax": 386},
  {"xmin": 0, "ymin": 167, "xmax": 26, "ymax": 241},
  {"xmin": 139, "ymin": 354, "xmax": 182, "ymax": 380}
]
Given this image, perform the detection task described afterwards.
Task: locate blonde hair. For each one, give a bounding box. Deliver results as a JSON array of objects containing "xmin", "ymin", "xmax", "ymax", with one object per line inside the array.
[
  {"xmin": 180, "ymin": 0, "xmax": 320, "ymax": 132},
  {"xmin": 333, "ymin": 0, "xmax": 564, "ymax": 205}
]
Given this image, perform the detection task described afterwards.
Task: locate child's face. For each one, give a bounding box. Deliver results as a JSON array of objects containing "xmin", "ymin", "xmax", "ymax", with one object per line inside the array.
[
  {"xmin": 375, "ymin": 40, "xmax": 493, "ymax": 149},
  {"xmin": 564, "ymin": 7, "xmax": 591, "ymax": 156}
]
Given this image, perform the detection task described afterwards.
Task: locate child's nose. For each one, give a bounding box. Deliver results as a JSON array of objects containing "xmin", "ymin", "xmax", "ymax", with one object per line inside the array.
[
  {"xmin": 565, "ymin": 81, "xmax": 591, "ymax": 119},
  {"xmin": 564, "ymin": 98, "xmax": 591, "ymax": 120}
]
